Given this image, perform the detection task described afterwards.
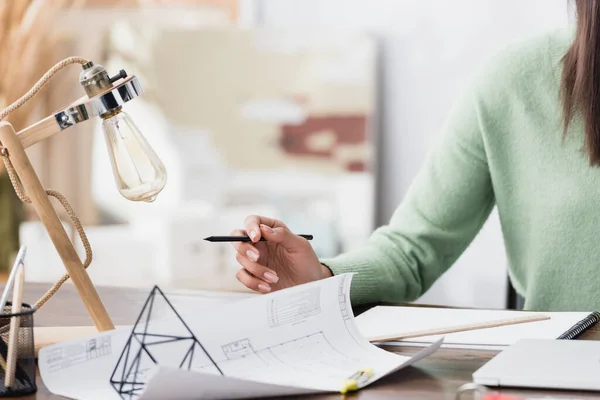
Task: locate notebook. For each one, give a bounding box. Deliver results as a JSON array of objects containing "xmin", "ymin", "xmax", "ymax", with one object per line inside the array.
[{"xmin": 355, "ymin": 306, "xmax": 596, "ymax": 350}]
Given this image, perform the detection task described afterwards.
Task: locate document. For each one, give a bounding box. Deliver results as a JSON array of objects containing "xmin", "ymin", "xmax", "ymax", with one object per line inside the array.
[
  {"xmin": 38, "ymin": 274, "xmax": 441, "ymax": 399},
  {"xmin": 356, "ymin": 306, "xmax": 591, "ymax": 349}
]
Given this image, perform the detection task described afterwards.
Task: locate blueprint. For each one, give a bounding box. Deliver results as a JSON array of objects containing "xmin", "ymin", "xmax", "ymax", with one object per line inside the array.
[{"xmin": 38, "ymin": 274, "xmax": 442, "ymax": 399}]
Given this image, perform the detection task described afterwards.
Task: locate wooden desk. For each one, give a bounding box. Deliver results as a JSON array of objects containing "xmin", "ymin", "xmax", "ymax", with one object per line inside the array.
[{"xmin": 7, "ymin": 283, "xmax": 600, "ymax": 399}]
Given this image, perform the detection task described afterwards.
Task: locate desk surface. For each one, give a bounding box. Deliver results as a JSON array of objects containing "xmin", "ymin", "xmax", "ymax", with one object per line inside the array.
[{"xmin": 8, "ymin": 282, "xmax": 600, "ymax": 400}]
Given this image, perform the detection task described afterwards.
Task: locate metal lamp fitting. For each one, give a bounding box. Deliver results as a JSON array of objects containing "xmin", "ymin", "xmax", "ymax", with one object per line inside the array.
[{"xmin": 79, "ymin": 61, "xmax": 128, "ymax": 118}]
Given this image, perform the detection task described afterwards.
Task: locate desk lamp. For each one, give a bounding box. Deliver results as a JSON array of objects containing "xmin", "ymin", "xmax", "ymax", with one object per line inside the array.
[{"xmin": 0, "ymin": 56, "xmax": 167, "ymax": 332}]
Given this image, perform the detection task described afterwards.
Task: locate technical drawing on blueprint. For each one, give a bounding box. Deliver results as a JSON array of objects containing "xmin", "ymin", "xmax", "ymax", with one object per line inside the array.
[
  {"xmin": 38, "ymin": 274, "xmax": 442, "ymax": 400},
  {"xmin": 175, "ymin": 273, "xmax": 410, "ymax": 390}
]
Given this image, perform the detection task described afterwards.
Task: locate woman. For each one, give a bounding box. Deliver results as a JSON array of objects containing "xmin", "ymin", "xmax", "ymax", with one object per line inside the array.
[{"xmin": 230, "ymin": 1, "xmax": 600, "ymax": 312}]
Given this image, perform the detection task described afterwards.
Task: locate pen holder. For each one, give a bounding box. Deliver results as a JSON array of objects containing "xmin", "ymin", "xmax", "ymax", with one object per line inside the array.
[{"xmin": 0, "ymin": 302, "xmax": 36, "ymax": 397}]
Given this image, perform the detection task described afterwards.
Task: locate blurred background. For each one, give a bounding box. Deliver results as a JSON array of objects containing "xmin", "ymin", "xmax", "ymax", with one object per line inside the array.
[{"xmin": 0, "ymin": 0, "xmax": 570, "ymax": 309}]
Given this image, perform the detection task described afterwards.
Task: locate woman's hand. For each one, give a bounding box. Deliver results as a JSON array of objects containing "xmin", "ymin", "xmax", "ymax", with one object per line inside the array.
[{"xmin": 231, "ymin": 215, "xmax": 332, "ymax": 293}]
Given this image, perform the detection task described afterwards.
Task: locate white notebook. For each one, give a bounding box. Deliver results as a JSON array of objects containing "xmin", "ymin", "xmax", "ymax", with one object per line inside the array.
[{"xmin": 355, "ymin": 306, "xmax": 593, "ymax": 350}]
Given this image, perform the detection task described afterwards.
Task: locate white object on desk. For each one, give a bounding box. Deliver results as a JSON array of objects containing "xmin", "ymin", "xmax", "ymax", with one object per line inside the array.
[
  {"xmin": 130, "ymin": 201, "xmax": 220, "ymax": 284},
  {"xmin": 38, "ymin": 274, "xmax": 442, "ymax": 400},
  {"xmin": 19, "ymin": 221, "xmax": 158, "ymax": 287},
  {"xmin": 355, "ymin": 306, "xmax": 592, "ymax": 349},
  {"xmin": 473, "ymin": 338, "xmax": 600, "ymax": 391}
]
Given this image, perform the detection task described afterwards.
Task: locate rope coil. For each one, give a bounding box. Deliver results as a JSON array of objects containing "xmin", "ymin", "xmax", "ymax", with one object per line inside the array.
[{"xmin": 0, "ymin": 57, "xmax": 93, "ymax": 311}]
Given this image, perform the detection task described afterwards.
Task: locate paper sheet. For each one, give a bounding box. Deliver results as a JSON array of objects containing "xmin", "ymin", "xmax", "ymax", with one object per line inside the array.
[
  {"xmin": 356, "ymin": 306, "xmax": 591, "ymax": 349},
  {"xmin": 140, "ymin": 340, "xmax": 440, "ymax": 400},
  {"xmin": 139, "ymin": 367, "xmax": 319, "ymax": 400},
  {"xmin": 38, "ymin": 274, "xmax": 442, "ymax": 399}
]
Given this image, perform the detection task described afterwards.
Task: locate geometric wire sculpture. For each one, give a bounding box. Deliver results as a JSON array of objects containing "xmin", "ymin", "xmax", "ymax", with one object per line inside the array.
[{"xmin": 109, "ymin": 286, "xmax": 223, "ymax": 399}]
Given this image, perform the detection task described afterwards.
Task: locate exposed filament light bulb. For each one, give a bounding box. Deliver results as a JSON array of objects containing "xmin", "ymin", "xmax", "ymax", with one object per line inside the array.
[
  {"xmin": 101, "ymin": 110, "xmax": 167, "ymax": 202},
  {"xmin": 79, "ymin": 61, "xmax": 167, "ymax": 202}
]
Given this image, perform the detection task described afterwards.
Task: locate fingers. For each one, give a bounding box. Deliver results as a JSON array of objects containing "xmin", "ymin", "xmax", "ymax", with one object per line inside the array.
[
  {"xmin": 244, "ymin": 215, "xmax": 288, "ymax": 243},
  {"xmin": 259, "ymin": 224, "xmax": 307, "ymax": 249},
  {"xmin": 236, "ymin": 269, "xmax": 272, "ymax": 293},
  {"xmin": 229, "ymin": 228, "xmax": 278, "ymax": 291},
  {"xmin": 239, "ymin": 243, "xmax": 261, "ymax": 262},
  {"xmin": 229, "ymin": 229, "xmax": 260, "ymax": 257},
  {"xmin": 235, "ymin": 252, "xmax": 279, "ymax": 283}
]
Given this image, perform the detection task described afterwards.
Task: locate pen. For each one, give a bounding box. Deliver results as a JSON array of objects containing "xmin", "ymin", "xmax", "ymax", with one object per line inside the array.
[
  {"xmin": 0, "ymin": 246, "xmax": 26, "ymax": 315},
  {"xmin": 204, "ymin": 235, "xmax": 313, "ymax": 242}
]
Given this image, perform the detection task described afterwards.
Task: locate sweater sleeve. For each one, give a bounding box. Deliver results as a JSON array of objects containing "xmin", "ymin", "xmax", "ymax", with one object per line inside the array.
[{"xmin": 321, "ymin": 78, "xmax": 495, "ymax": 306}]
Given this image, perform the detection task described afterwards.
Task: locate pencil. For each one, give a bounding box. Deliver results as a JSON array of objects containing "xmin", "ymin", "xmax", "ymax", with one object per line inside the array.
[
  {"xmin": 5, "ymin": 265, "xmax": 24, "ymax": 388},
  {"xmin": 0, "ymin": 246, "xmax": 26, "ymax": 314},
  {"xmin": 368, "ymin": 313, "xmax": 550, "ymax": 343},
  {"xmin": 204, "ymin": 234, "xmax": 313, "ymax": 242},
  {"xmin": 0, "ymin": 354, "xmax": 7, "ymax": 372}
]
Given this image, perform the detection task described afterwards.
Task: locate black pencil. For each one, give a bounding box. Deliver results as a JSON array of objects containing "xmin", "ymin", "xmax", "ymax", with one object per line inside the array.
[{"xmin": 204, "ymin": 234, "xmax": 313, "ymax": 242}]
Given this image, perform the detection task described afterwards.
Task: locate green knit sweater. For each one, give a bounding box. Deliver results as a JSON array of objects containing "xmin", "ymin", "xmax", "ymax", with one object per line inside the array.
[{"xmin": 322, "ymin": 28, "xmax": 600, "ymax": 312}]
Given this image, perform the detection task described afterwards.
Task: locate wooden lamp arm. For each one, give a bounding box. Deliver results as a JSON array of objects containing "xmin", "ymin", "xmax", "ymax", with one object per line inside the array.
[
  {"xmin": 17, "ymin": 114, "xmax": 65, "ymax": 149},
  {"xmin": 16, "ymin": 75, "xmax": 142, "ymax": 150}
]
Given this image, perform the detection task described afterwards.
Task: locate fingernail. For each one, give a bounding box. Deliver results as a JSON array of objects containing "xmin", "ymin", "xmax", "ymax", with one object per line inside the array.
[
  {"xmin": 261, "ymin": 224, "xmax": 274, "ymax": 234},
  {"xmin": 246, "ymin": 249, "xmax": 259, "ymax": 262},
  {"xmin": 258, "ymin": 283, "xmax": 271, "ymax": 293},
  {"xmin": 249, "ymin": 230, "xmax": 258, "ymax": 241},
  {"xmin": 264, "ymin": 271, "xmax": 279, "ymax": 283}
]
